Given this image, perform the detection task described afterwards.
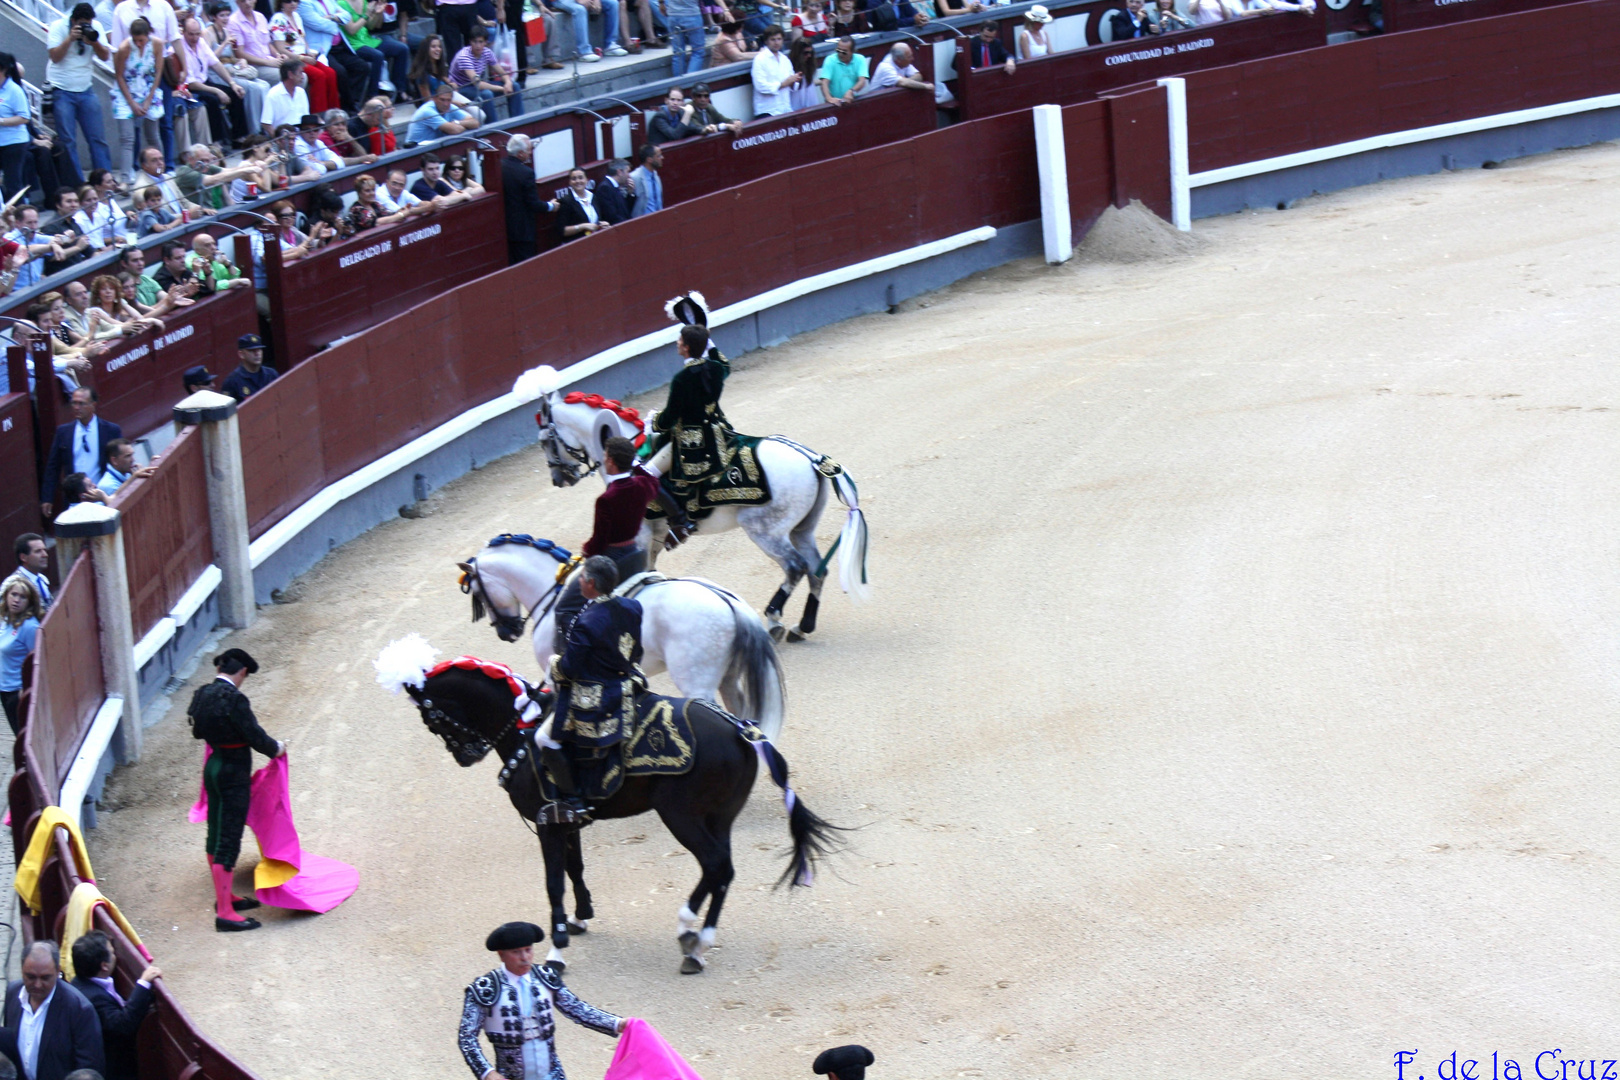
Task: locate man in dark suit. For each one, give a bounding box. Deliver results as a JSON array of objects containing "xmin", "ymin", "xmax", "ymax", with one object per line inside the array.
[
  {"xmin": 2, "ymin": 941, "xmax": 104, "ymax": 1080},
  {"xmin": 502, "ymin": 133, "xmax": 555, "ymax": 265},
  {"xmin": 40, "ymin": 388, "xmax": 122, "ymax": 522},
  {"xmin": 68, "ymin": 931, "xmax": 160, "ymax": 1080},
  {"xmin": 1109, "ymin": 0, "xmax": 1156, "ymax": 37},
  {"xmin": 595, "ymin": 159, "xmax": 635, "ymax": 224},
  {"xmin": 968, "ymin": 20, "xmax": 1014, "ymax": 69}
]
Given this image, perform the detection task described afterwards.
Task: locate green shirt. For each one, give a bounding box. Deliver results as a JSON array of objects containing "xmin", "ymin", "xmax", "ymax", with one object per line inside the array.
[
  {"xmin": 817, "ymin": 52, "xmax": 870, "ymax": 99},
  {"xmin": 135, "ymin": 274, "xmax": 161, "ymax": 307},
  {"xmin": 174, "ymin": 164, "xmax": 227, "ymax": 211},
  {"xmin": 187, "ymin": 253, "xmax": 240, "ymax": 288},
  {"xmin": 337, "ymin": 0, "xmax": 381, "ymax": 50}
]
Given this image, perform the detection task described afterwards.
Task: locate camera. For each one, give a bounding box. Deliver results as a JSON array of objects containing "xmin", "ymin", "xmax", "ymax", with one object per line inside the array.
[{"xmin": 78, "ymin": 24, "xmax": 99, "ymax": 41}]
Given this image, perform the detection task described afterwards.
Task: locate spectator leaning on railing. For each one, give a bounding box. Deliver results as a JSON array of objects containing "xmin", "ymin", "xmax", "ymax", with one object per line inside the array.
[
  {"xmin": 967, "ymin": 20, "xmax": 1013, "ymax": 71},
  {"xmin": 411, "ymin": 153, "xmax": 475, "ymax": 206},
  {"xmin": 69, "ymin": 930, "xmax": 162, "ymax": 1080},
  {"xmin": 1, "ymin": 572, "xmax": 45, "ymax": 734},
  {"xmin": 688, "ymin": 83, "xmax": 743, "ymax": 136},
  {"xmin": 817, "ymin": 36, "xmax": 870, "ymax": 103},
  {"xmin": 96, "ymin": 438, "xmax": 158, "ymax": 495},
  {"xmin": 293, "ymin": 114, "xmax": 346, "ymax": 172},
  {"xmin": 408, "ymin": 84, "xmax": 480, "ymax": 144},
  {"xmin": 320, "ymin": 108, "xmax": 378, "ymax": 164},
  {"xmin": 5, "ymin": 207, "xmax": 58, "ymax": 292},
  {"xmin": 375, "ymin": 167, "xmax": 441, "ymax": 220},
  {"xmin": 349, "ymin": 97, "xmax": 398, "ymax": 156},
  {"xmin": 648, "ymin": 88, "xmax": 704, "ymax": 146},
  {"xmin": 871, "ymin": 42, "xmax": 934, "ymax": 94},
  {"xmin": 137, "ymin": 144, "xmax": 208, "ymax": 217},
  {"xmin": 44, "ymin": 188, "xmax": 96, "ymax": 275}
]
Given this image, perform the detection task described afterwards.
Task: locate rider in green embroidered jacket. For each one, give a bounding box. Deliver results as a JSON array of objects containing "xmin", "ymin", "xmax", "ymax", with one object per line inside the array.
[{"xmin": 638, "ymin": 322, "xmax": 731, "ymax": 544}]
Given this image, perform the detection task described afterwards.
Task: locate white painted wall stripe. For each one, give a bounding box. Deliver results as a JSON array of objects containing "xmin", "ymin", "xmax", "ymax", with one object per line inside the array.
[
  {"xmin": 60, "ymin": 696, "xmax": 123, "ymax": 831},
  {"xmin": 246, "ymin": 226, "xmax": 997, "ymax": 571},
  {"xmin": 1189, "ymin": 91, "xmax": 1620, "ymax": 189},
  {"xmin": 1157, "ymin": 77, "xmax": 1190, "ymax": 231}
]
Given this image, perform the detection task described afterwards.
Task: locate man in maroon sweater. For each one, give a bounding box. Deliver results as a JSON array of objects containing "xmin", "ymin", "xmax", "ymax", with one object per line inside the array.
[{"xmin": 553, "ymin": 437, "xmax": 661, "ymax": 654}]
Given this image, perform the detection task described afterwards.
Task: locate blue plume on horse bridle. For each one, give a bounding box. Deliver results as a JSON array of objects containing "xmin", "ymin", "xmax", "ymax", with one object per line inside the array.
[{"xmin": 486, "ymin": 534, "xmax": 574, "ymax": 561}]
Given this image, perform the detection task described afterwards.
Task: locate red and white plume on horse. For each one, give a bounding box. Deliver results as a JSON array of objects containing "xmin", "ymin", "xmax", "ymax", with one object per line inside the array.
[{"xmin": 374, "ymin": 633, "xmax": 440, "ymax": 695}]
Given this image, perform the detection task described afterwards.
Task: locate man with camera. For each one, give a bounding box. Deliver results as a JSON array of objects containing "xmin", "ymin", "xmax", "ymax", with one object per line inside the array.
[{"xmin": 46, "ymin": 3, "xmax": 114, "ymax": 183}]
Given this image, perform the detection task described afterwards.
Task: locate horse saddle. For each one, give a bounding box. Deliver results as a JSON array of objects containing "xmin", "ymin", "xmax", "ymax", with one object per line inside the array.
[
  {"xmin": 545, "ymin": 693, "xmax": 697, "ymax": 804},
  {"xmin": 647, "ymin": 430, "xmax": 773, "ymax": 522}
]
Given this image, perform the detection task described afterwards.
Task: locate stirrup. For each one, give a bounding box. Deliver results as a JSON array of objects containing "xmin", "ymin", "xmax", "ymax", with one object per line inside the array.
[{"xmin": 540, "ymin": 799, "xmax": 591, "ymax": 825}]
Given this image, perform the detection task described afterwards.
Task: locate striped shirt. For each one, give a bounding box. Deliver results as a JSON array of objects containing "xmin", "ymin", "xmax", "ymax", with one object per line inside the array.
[{"xmin": 448, "ymin": 45, "xmax": 498, "ymax": 87}]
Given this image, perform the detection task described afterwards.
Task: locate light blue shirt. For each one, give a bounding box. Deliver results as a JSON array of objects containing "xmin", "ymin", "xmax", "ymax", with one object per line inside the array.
[
  {"xmin": 4, "ymin": 228, "xmax": 46, "ymax": 289},
  {"xmin": 71, "ymin": 417, "xmax": 102, "ymax": 477},
  {"xmin": 0, "ymin": 79, "xmax": 29, "ymax": 148},
  {"xmin": 17, "ymin": 983, "xmax": 54, "ymax": 1080},
  {"xmin": 18, "ymin": 569, "xmax": 50, "ymax": 609},
  {"xmin": 0, "ymin": 618, "xmax": 39, "ymax": 693},
  {"xmin": 629, "ymin": 165, "xmax": 661, "ymax": 217},
  {"xmin": 298, "ymin": 0, "xmax": 342, "ymax": 55},
  {"xmin": 407, "ymin": 100, "xmax": 471, "ymax": 145},
  {"xmin": 97, "ymin": 464, "xmax": 130, "ymax": 494}
]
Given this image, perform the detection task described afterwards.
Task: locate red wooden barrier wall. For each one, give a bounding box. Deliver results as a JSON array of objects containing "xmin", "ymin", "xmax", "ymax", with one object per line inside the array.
[
  {"xmin": 239, "ymin": 107, "xmax": 1045, "ymax": 540},
  {"xmin": 1386, "ymin": 0, "xmax": 1586, "ymax": 31},
  {"xmin": 958, "ymin": 9, "xmax": 1326, "ymax": 120},
  {"xmin": 1182, "ymin": 0, "xmax": 1620, "ymax": 172},
  {"xmin": 266, "ymin": 193, "xmax": 508, "ymax": 367},
  {"xmin": 0, "ymin": 393, "xmax": 42, "ymax": 578},
  {"xmin": 111, "ymin": 424, "xmax": 213, "ymax": 640},
  {"xmin": 25, "ymin": 553, "xmax": 101, "ymax": 799},
  {"xmin": 92, "ymin": 286, "xmax": 259, "ymax": 440}
]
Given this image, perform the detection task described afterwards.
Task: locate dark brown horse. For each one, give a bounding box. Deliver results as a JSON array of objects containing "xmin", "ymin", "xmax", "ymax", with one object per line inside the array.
[{"xmin": 387, "ymin": 653, "xmax": 840, "ymax": 974}]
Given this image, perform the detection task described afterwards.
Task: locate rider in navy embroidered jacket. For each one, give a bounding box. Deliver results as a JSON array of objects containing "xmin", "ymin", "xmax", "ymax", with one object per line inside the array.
[
  {"xmin": 551, "ymin": 438, "xmax": 660, "ymax": 658},
  {"xmin": 545, "ymin": 556, "xmax": 645, "ymax": 815},
  {"xmin": 459, "ymin": 922, "xmax": 623, "ymax": 1080}
]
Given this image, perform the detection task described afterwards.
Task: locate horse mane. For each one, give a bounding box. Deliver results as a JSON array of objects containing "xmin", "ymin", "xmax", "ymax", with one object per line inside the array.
[{"xmin": 563, "ymin": 392, "xmax": 647, "ymax": 444}]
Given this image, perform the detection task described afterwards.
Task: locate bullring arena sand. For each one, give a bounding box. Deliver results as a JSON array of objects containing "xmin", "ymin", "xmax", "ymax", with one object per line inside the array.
[{"xmin": 93, "ymin": 140, "xmax": 1620, "ymax": 1080}]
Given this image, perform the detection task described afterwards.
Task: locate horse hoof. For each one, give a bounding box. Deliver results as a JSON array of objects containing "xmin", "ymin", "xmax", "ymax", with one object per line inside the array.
[
  {"xmin": 544, "ymin": 958, "xmax": 567, "ymax": 975},
  {"xmin": 678, "ymin": 930, "xmax": 701, "ymax": 956},
  {"xmin": 786, "ymin": 624, "xmax": 809, "ymax": 642},
  {"xmin": 767, "ymin": 623, "xmax": 787, "ymax": 643},
  {"xmin": 576, "ymin": 900, "xmax": 595, "ymax": 921},
  {"xmin": 680, "ymin": 956, "xmax": 706, "ymax": 975},
  {"xmin": 568, "ymin": 918, "xmax": 589, "ymax": 934}
]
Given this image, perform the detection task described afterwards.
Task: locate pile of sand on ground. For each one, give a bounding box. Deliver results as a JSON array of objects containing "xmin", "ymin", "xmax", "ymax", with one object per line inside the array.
[{"xmin": 1075, "ymin": 199, "xmax": 1206, "ymax": 263}]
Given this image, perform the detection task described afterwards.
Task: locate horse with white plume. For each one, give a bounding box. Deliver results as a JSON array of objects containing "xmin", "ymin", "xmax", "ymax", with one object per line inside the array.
[{"xmin": 512, "ymin": 363, "xmax": 871, "ymax": 642}]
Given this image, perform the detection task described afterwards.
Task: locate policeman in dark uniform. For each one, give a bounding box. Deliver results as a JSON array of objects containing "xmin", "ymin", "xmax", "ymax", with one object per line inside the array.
[
  {"xmin": 542, "ymin": 556, "xmax": 645, "ymax": 823},
  {"xmin": 187, "ymin": 648, "xmax": 285, "ymax": 931}
]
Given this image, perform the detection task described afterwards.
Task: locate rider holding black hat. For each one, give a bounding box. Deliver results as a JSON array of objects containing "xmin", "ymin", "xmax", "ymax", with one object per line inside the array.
[{"xmin": 187, "ymin": 647, "xmax": 284, "ymax": 931}]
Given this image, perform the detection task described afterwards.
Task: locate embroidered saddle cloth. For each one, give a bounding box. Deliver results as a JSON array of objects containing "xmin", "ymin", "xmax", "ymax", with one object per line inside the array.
[
  {"xmin": 562, "ymin": 693, "xmax": 698, "ymax": 803},
  {"xmin": 648, "ymin": 427, "xmax": 773, "ymax": 521}
]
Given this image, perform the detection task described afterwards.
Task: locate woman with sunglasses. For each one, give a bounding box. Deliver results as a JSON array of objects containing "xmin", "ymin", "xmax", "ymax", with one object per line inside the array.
[{"xmin": 439, "ymin": 155, "xmax": 485, "ymax": 196}]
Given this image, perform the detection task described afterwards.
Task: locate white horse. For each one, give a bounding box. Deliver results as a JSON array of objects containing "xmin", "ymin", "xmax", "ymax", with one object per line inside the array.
[
  {"xmin": 458, "ymin": 535, "xmax": 786, "ymax": 739},
  {"xmin": 514, "ymin": 365, "xmax": 871, "ymax": 641}
]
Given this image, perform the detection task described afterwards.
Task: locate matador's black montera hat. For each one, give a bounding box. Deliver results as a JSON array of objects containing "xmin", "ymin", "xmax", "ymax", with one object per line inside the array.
[
  {"xmin": 813, "ymin": 1045, "xmax": 875, "ymax": 1080},
  {"xmin": 485, "ymin": 921, "xmax": 545, "ymax": 951}
]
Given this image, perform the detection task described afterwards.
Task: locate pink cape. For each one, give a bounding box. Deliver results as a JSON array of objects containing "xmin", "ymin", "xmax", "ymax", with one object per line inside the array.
[
  {"xmin": 188, "ymin": 751, "xmax": 359, "ymax": 914},
  {"xmin": 603, "ymin": 1019, "xmax": 706, "ymax": 1080}
]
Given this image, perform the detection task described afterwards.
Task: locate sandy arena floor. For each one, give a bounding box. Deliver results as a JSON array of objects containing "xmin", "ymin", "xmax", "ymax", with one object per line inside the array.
[{"xmin": 95, "ymin": 141, "xmax": 1620, "ymax": 1080}]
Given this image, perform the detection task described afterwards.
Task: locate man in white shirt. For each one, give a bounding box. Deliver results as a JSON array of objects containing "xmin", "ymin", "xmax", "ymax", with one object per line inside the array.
[
  {"xmin": 375, "ymin": 167, "xmax": 438, "ymax": 219},
  {"xmin": 110, "ymin": 0, "xmax": 179, "ymax": 45},
  {"xmin": 4, "ymin": 940, "xmax": 105, "ymax": 1080},
  {"xmin": 869, "ymin": 42, "xmax": 934, "ymax": 94},
  {"xmin": 750, "ymin": 27, "xmax": 799, "ymax": 117},
  {"xmin": 261, "ymin": 58, "xmax": 309, "ymax": 135},
  {"xmin": 46, "ymin": 4, "xmax": 115, "ymax": 180},
  {"xmin": 292, "ymin": 114, "xmax": 343, "ymax": 172}
]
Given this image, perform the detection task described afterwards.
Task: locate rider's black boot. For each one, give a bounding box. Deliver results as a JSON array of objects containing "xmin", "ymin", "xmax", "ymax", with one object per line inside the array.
[
  {"xmin": 540, "ymin": 746, "xmax": 589, "ymax": 824},
  {"xmin": 656, "ymin": 476, "xmax": 695, "ymax": 548}
]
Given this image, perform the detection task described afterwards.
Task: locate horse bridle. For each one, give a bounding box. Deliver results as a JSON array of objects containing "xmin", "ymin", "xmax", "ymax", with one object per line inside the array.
[
  {"xmin": 415, "ymin": 694, "xmax": 515, "ymax": 765},
  {"xmin": 460, "ymin": 559, "xmax": 531, "ymax": 641},
  {"xmin": 537, "ymin": 395, "xmax": 599, "ymax": 486}
]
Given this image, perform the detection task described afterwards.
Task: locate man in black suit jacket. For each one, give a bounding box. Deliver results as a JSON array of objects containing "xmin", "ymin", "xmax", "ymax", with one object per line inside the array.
[
  {"xmin": 595, "ymin": 160, "xmax": 635, "ymax": 225},
  {"xmin": 968, "ymin": 21, "xmax": 1014, "ymax": 69},
  {"xmin": 69, "ymin": 932, "xmax": 160, "ymax": 1080},
  {"xmin": 1109, "ymin": 0, "xmax": 1156, "ymax": 38},
  {"xmin": 2, "ymin": 942, "xmax": 104, "ymax": 1080},
  {"xmin": 502, "ymin": 133, "xmax": 557, "ymax": 266},
  {"xmin": 40, "ymin": 388, "xmax": 123, "ymax": 521}
]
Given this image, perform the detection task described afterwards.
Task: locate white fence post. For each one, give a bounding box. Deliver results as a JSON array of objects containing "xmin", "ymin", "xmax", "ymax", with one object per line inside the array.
[
  {"xmin": 54, "ymin": 503, "xmax": 142, "ymax": 763},
  {"xmin": 1157, "ymin": 76, "xmax": 1191, "ymax": 232},
  {"xmin": 175, "ymin": 390, "xmax": 256, "ymax": 630},
  {"xmin": 1032, "ymin": 104, "xmax": 1073, "ymax": 265}
]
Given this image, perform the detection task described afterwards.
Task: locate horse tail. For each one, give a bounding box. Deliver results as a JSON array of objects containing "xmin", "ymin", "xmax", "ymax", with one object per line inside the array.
[
  {"xmin": 722, "ymin": 598, "xmax": 787, "ymax": 742},
  {"xmin": 750, "ymin": 736, "xmax": 843, "ymax": 888},
  {"xmin": 828, "ymin": 470, "xmax": 871, "ymax": 602}
]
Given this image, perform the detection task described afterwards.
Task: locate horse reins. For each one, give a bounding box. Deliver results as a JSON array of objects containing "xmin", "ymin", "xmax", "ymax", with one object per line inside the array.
[
  {"xmin": 459, "ymin": 534, "xmax": 578, "ymax": 640},
  {"xmin": 537, "ymin": 395, "xmax": 600, "ymax": 484}
]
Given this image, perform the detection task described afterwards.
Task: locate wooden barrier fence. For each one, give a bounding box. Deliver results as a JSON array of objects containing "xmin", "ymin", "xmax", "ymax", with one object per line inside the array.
[{"xmin": 111, "ymin": 423, "xmax": 214, "ymax": 642}]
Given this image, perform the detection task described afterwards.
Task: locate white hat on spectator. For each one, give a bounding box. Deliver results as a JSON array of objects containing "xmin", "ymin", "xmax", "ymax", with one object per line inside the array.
[{"xmin": 1026, "ymin": 3, "xmax": 1053, "ymax": 19}]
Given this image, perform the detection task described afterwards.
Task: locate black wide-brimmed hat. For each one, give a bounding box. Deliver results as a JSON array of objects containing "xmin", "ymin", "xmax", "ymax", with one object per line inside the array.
[
  {"xmin": 813, "ymin": 1045, "xmax": 875, "ymax": 1080},
  {"xmin": 485, "ymin": 921, "xmax": 545, "ymax": 951},
  {"xmin": 213, "ymin": 648, "xmax": 259, "ymax": 674},
  {"xmin": 664, "ymin": 290, "xmax": 709, "ymax": 327}
]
